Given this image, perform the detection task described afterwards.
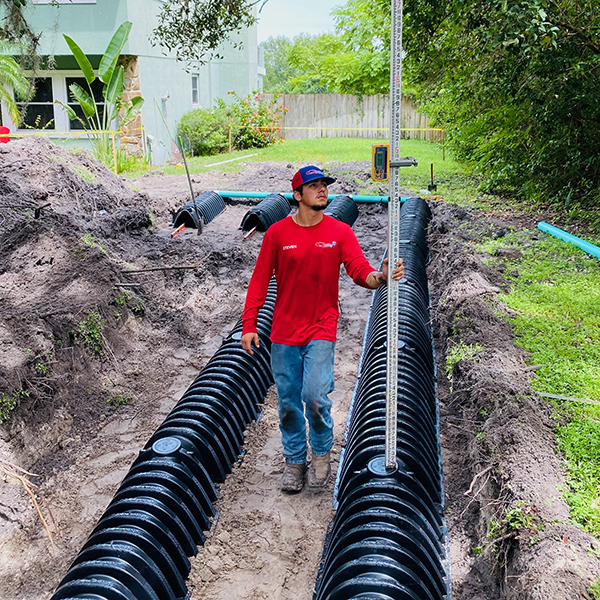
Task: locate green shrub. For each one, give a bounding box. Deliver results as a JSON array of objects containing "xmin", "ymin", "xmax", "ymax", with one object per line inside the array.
[
  {"xmin": 177, "ymin": 91, "xmax": 287, "ymax": 157},
  {"xmin": 177, "ymin": 106, "xmax": 230, "ymax": 156}
]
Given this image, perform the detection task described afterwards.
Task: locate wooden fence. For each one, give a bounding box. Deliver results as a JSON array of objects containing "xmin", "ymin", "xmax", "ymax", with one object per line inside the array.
[{"xmin": 263, "ymin": 94, "xmax": 443, "ymax": 142}]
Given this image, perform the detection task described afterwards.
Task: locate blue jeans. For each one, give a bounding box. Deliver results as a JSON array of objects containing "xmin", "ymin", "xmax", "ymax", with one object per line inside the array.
[{"xmin": 271, "ymin": 340, "xmax": 335, "ymax": 464}]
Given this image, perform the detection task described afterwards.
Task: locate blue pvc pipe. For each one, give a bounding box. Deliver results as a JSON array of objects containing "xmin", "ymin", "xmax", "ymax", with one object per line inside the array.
[
  {"xmin": 215, "ymin": 190, "xmax": 404, "ymax": 203},
  {"xmin": 537, "ymin": 222, "xmax": 600, "ymax": 260}
]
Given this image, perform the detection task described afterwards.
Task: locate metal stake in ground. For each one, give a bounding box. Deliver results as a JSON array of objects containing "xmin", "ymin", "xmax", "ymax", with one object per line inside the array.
[{"xmin": 386, "ymin": 0, "xmax": 404, "ymax": 471}]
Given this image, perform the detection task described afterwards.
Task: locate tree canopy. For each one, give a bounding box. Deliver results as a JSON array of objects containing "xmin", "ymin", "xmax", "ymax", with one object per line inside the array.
[
  {"xmin": 1, "ymin": 0, "xmax": 39, "ymax": 55},
  {"xmin": 403, "ymin": 0, "xmax": 600, "ymax": 209},
  {"xmin": 260, "ymin": 1, "xmax": 391, "ymax": 97},
  {"xmin": 261, "ymin": 36, "xmax": 311, "ymax": 93},
  {"xmin": 150, "ymin": 0, "xmax": 258, "ymax": 64}
]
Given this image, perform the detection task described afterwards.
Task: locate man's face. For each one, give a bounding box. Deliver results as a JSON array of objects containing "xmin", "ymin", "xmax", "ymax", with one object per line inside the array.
[{"xmin": 294, "ymin": 178, "xmax": 329, "ymax": 211}]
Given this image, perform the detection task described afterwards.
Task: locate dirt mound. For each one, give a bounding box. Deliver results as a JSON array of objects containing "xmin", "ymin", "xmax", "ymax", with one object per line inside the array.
[
  {"xmin": 0, "ymin": 139, "xmax": 598, "ymax": 599},
  {"xmin": 428, "ymin": 202, "xmax": 600, "ymax": 598}
]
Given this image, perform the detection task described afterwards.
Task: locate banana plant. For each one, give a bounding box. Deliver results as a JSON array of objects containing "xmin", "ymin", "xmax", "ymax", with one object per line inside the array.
[{"xmin": 57, "ymin": 21, "xmax": 144, "ymax": 167}]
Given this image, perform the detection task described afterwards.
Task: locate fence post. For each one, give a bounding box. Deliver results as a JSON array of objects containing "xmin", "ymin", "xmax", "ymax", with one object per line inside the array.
[{"xmin": 442, "ymin": 130, "xmax": 445, "ymax": 161}]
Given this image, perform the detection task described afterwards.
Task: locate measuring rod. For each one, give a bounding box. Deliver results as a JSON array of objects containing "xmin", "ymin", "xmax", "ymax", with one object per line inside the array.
[{"xmin": 386, "ymin": 0, "xmax": 404, "ymax": 470}]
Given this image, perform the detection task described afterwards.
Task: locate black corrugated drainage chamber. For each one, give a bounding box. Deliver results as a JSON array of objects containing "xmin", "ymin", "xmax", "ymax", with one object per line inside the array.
[
  {"xmin": 50, "ymin": 279, "xmax": 277, "ymax": 600},
  {"xmin": 313, "ymin": 196, "xmax": 451, "ymax": 600},
  {"xmin": 323, "ymin": 195, "xmax": 359, "ymax": 227},
  {"xmin": 50, "ymin": 195, "xmax": 362, "ymax": 600},
  {"xmin": 239, "ymin": 192, "xmax": 291, "ymax": 232},
  {"xmin": 172, "ymin": 191, "xmax": 226, "ymax": 230}
]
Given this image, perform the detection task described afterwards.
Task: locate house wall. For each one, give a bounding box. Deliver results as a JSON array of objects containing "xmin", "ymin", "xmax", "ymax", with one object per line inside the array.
[
  {"xmin": 2, "ymin": 0, "xmax": 260, "ymax": 164},
  {"xmin": 26, "ymin": 0, "xmax": 128, "ymax": 55}
]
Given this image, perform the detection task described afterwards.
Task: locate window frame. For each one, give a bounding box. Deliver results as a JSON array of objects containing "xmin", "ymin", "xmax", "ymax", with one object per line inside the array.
[
  {"xmin": 1, "ymin": 70, "xmax": 115, "ymax": 135},
  {"xmin": 191, "ymin": 74, "xmax": 199, "ymax": 107}
]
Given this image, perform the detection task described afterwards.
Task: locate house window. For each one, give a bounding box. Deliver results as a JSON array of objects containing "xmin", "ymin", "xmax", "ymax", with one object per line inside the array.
[
  {"xmin": 192, "ymin": 75, "xmax": 199, "ymax": 106},
  {"xmin": 4, "ymin": 71, "xmax": 117, "ymax": 133},
  {"xmin": 18, "ymin": 77, "xmax": 55, "ymax": 130},
  {"xmin": 66, "ymin": 77, "xmax": 105, "ymax": 130}
]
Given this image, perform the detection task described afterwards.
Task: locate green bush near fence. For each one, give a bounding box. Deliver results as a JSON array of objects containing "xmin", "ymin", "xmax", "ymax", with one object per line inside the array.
[{"xmin": 177, "ymin": 106, "xmax": 231, "ymax": 156}]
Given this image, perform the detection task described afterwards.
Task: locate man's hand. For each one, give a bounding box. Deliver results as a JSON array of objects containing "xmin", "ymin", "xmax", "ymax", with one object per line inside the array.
[
  {"xmin": 241, "ymin": 332, "xmax": 260, "ymax": 355},
  {"xmin": 383, "ymin": 257, "xmax": 404, "ymax": 282},
  {"xmin": 367, "ymin": 258, "xmax": 404, "ymax": 289}
]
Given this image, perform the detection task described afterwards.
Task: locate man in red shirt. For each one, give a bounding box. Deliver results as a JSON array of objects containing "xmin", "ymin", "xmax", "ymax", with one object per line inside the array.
[{"xmin": 241, "ymin": 165, "xmax": 404, "ymax": 493}]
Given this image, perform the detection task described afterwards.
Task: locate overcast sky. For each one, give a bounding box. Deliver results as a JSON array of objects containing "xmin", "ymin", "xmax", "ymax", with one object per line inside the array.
[{"xmin": 256, "ymin": 0, "xmax": 344, "ymax": 44}]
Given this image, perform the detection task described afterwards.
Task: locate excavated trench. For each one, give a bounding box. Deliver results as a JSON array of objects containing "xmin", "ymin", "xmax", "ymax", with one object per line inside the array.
[
  {"xmin": 1, "ymin": 141, "xmax": 599, "ymax": 600},
  {"xmin": 49, "ymin": 193, "xmax": 452, "ymax": 600}
]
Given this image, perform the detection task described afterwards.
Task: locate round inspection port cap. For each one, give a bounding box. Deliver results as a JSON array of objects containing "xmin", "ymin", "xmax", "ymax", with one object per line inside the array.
[
  {"xmin": 368, "ymin": 455, "xmax": 400, "ymax": 476},
  {"xmin": 152, "ymin": 436, "xmax": 182, "ymax": 456},
  {"xmin": 230, "ymin": 331, "xmax": 242, "ymax": 341}
]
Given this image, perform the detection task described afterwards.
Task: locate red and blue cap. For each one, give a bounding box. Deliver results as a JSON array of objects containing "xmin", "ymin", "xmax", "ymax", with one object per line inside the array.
[{"xmin": 291, "ymin": 165, "xmax": 336, "ymax": 191}]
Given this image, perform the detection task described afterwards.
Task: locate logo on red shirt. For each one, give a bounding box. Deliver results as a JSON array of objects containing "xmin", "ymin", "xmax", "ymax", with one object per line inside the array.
[{"xmin": 315, "ymin": 241, "xmax": 337, "ymax": 248}]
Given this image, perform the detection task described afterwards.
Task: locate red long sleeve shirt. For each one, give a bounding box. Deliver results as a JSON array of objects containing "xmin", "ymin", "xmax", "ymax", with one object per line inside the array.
[{"xmin": 242, "ymin": 215, "xmax": 377, "ymax": 345}]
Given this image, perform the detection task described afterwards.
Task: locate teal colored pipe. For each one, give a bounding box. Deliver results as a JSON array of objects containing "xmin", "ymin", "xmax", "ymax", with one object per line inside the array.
[
  {"xmin": 538, "ymin": 222, "xmax": 600, "ymax": 260},
  {"xmin": 215, "ymin": 190, "xmax": 406, "ymax": 203}
]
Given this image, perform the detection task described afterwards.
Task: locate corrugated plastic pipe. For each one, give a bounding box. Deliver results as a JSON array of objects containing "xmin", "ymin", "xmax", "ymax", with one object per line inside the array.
[
  {"xmin": 50, "ymin": 195, "xmax": 363, "ymax": 600},
  {"xmin": 240, "ymin": 192, "xmax": 291, "ymax": 232},
  {"xmin": 313, "ymin": 196, "xmax": 450, "ymax": 600},
  {"xmin": 538, "ymin": 221, "xmax": 600, "ymax": 260},
  {"xmin": 216, "ymin": 190, "xmax": 405, "ymax": 203},
  {"xmin": 172, "ymin": 190, "xmax": 226, "ymax": 230},
  {"xmin": 50, "ymin": 284, "xmax": 278, "ymax": 600}
]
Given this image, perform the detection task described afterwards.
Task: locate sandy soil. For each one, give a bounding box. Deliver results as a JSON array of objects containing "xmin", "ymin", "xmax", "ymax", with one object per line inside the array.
[{"xmin": 0, "ymin": 137, "xmax": 599, "ymax": 600}]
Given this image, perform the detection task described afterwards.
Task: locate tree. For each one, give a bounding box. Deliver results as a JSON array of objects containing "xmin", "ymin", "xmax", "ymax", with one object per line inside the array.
[
  {"xmin": 0, "ymin": 0, "xmax": 39, "ymax": 54},
  {"xmin": 286, "ymin": 34, "xmax": 340, "ymax": 93},
  {"xmin": 150, "ymin": 0, "xmax": 258, "ymax": 65},
  {"xmin": 261, "ymin": 36, "xmax": 299, "ymax": 93},
  {"xmin": 259, "ymin": 2, "xmax": 390, "ymax": 95},
  {"xmin": 329, "ymin": 0, "xmax": 390, "ymax": 93},
  {"xmin": 403, "ymin": 0, "xmax": 600, "ymax": 209}
]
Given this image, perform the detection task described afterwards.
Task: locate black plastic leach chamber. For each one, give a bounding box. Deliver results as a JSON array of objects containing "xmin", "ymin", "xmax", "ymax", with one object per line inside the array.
[
  {"xmin": 313, "ymin": 197, "xmax": 451, "ymax": 600},
  {"xmin": 50, "ymin": 277, "xmax": 277, "ymax": 600}
]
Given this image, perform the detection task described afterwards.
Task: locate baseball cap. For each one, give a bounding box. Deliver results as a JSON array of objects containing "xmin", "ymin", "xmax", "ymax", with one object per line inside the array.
[{"xmin": 291, "ymin": 165, "xmax": 336, "ymax": 191}]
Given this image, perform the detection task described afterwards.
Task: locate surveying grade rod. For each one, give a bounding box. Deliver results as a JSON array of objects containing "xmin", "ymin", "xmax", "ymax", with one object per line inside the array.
[{"xmin": 386, "ymin": 0, "xmax": 404, "ymax": 470}]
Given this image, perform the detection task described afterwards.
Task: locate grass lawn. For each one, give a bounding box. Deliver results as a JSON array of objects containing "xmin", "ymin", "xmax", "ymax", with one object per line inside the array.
[
  {"xmin": 473, "ymin": 233, "xmax": 600, "ymax": 536},
  {"xmin": 132, "ymin": 138, "xmax": 478, "ymax": 201}
]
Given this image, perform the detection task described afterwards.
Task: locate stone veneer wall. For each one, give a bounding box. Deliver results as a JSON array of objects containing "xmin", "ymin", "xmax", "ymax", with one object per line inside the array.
[{"xmin": 119, "ymin": 56, "xmax": 143, "ymax": 157}]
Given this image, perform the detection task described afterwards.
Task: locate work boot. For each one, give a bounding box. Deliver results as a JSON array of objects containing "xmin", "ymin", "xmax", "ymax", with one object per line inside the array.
[
  {"xmin": 281, "ymin": 463, "xmax": 306, "ymax": 493},
  {"xmin": 308, "ymin": 451, "xmax": 331, "ymax": 490}
]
